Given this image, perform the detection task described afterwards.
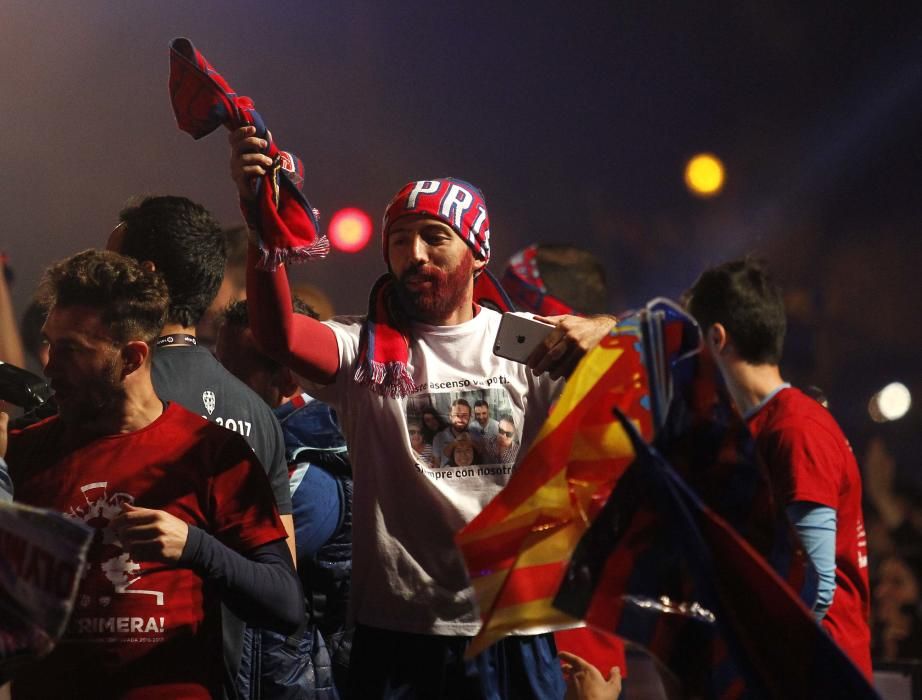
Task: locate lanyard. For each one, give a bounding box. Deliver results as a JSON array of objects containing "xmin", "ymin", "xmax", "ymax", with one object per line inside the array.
[{"xmin": 155, "ymin": 334, "xmax": 197, "ymax": 348}]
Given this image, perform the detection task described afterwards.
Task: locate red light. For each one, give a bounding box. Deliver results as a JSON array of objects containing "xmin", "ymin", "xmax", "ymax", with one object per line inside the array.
[{"xmin": 328, "ymin": 208, "xmax": 373, "ymax": 253}]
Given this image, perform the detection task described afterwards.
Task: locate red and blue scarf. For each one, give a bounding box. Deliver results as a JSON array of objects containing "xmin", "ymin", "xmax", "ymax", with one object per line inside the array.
[
  {"xmin": 500, "ymin": 245, "xmax": 574, "ymax": 316},
  {"xmin": 168, "ymin": 38, "xmax": 328, "ymax": 270}
]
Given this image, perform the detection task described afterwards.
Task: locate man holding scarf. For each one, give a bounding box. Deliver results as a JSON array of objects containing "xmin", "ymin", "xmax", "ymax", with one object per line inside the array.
[{"xmin": 230, "ymin": 126, "xmax": 616, "ymax": 698}]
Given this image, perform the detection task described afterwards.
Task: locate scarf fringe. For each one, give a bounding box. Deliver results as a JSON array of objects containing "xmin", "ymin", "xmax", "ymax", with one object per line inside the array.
[
  {"xmin": 255, "ymin": 236, "xmax": 331, "ymax": 272},
  {"xmin": 354, "ymin": 359, "xmax": 416, "ymax": 398}
]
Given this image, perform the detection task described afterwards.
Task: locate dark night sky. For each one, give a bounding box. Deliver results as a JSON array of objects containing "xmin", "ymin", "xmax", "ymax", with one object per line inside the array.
[{"xmin": 2, "ymin": 1, "xmax": 921, "ymax": 449}]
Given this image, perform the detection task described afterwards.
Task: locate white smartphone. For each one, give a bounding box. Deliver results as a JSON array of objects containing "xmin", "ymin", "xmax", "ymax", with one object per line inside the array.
[{"xmin": 493, "ymin": 312, "xmax": 555, "ymax": 363}]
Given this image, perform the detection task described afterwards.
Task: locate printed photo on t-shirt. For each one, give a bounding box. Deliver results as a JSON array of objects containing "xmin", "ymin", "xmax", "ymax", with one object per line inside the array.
[{"xmin": 406, "ymin": 389, "xmax": 521, "ymax": 474}]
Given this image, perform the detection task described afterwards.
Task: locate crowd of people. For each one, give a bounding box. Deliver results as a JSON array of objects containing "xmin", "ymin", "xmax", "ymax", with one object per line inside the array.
[{"xmin": 0, "ymin": 122, "xmax": 912, "ymax": 699}]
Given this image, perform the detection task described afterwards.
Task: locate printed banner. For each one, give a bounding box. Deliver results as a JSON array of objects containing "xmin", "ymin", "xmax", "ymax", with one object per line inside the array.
[{"xmin": 0, "ymin": 501, "xmax": 92, "ymax": 682}]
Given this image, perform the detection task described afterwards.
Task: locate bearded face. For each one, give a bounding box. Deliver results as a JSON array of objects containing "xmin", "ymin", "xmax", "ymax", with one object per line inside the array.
[
  {"xmin": 448, "ymin": 403, "xmax": 471, "ymax": 432},
  {"xmin": 386, "ymin": 215, "xmax": 482, "ymax": 324},
  {"xmin": 57, "ymin": 353, "xmax": 126, "ymax": 428},
  {"xmin": 395, "ymin": 253, "xmax": 475, "ymax": 323},
  {"xmin": 42, "ymin": 306, "xmax": 128, "ymax": 430}
]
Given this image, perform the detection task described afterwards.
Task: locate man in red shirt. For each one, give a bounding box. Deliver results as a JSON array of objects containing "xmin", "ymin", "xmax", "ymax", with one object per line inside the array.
[
  {"xmin": 686, "ymin": 257, "xmax": 872, "ymax": 679},
  {"xmin": 2, "ymin": 249, "xmax": 302, "ymax": 699}
]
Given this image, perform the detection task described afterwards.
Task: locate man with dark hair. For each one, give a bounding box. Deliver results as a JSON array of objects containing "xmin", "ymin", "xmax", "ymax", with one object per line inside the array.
[
  {"xmin": 685, "ymin": 258, "xmax": 787, "ymax": 365},
  {"xmin": 116, "ymin": 196, "xmax": 226, "ymax": 329},
  {"xmin": 107, "ymin": 195, "xmax": 295, "ymax": 695},
  {"xmin": 2, "ymin": 249, "xmax": 301, "ymax": 698},
  {"xmin": 231, "ymin": 126, "xmax": 617, "ymax": 698},
  {"xmin": 431, "ymin": 397, "xmax": 474, "ymax": 467},
  {"xmin": 686, "ymin": 256, "xmax": 872, "ymax": 679},
  {"xmin": 469, "ymin": 399, "xmax": 499, "ymax": 443},
  {"xmin": 198, "ymin": 226, "xmax": 250, "ymax": 350},
  {"xmin": 217, "ymin": 296, "xmax": 315, "ymax": 406},
  {"xmin": 217, "ymin": 298, "xmax": 353, "ymax": 698}
]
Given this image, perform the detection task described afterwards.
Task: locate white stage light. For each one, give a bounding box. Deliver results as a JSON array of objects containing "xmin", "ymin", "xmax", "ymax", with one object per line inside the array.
[{"xmin": 869, "ymin": 382, "xmax": 912, "ymax": 422}]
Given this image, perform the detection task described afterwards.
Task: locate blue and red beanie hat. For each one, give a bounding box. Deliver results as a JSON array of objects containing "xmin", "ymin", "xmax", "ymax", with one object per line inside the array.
[{"xmin": 382, "ymin": 178, "xmax": 491, "ymax": 266}]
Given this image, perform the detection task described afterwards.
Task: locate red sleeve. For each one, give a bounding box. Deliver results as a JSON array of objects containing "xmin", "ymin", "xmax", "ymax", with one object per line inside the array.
[
  {"xmin": 761, "ymin": 423, "xmax": 842, "ymax": 509},
  {"xmin": 246, "ymin": 242, "xmax": 340, "ymax": 383},
  {"xmin": 207, "ymin": 434, "xmax": 288, "ymax": 552}
]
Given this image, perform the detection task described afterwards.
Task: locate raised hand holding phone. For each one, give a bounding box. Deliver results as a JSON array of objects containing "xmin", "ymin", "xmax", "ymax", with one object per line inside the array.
[{"xmin": 493, "ymin": 313, "xmax": 555, "ymax": 363}]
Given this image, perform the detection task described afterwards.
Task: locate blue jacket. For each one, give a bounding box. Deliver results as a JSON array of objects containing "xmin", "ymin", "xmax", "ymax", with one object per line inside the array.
[
  {"xmin": 275, "ymin": 394, "xmax": 352, "ymax": 637},
  {"xmin": 240, "ymin": 394, "xmax": 353, "ymax": 700}
]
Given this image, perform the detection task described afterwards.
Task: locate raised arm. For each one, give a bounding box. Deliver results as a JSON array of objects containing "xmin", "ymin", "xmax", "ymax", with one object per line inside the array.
[
  {"xmin": 246, "ymin": 242, "xmax": 339, "ymax": 383},
  {"xmin": 230, "ymin": 126, "xmax": 339, "ymax": 384}
]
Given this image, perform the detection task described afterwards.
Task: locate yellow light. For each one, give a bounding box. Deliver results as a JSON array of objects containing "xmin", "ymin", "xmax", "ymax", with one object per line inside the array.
[{"xmin": 684, "ymin": 153, "xmax": 725, "ymax": 198}]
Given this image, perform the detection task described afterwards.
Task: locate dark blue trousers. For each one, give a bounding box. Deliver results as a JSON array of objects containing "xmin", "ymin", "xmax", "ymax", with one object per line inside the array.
[{"xmin": 348, "ymin": 623, "xmax": 565, "ymax": 699}]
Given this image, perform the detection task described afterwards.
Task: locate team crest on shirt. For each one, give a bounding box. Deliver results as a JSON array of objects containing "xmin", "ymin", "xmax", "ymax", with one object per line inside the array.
[{"xmin": 202, "ymin": 390, "xmax": 216, "ymax": 415}]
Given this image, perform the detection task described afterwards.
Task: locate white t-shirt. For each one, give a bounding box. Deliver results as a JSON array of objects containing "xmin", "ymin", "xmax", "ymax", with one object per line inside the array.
[{"xmin": 306, "ymin": 307, "xmax": 564, "ymax": 635}]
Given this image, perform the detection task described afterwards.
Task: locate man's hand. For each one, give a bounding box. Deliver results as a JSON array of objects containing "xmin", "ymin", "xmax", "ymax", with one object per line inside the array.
[
  {"xmin": 0, "ymin": 411, "xmax": 8, "ymax": 459},
  {"xmin": 526, "ymin": 314, "xmax": 617, "ymax": 380},
  {"xmin": 560, "ymin": 651, "xmax": 622, "ymax": 700},
  {"xmin": 229, "ymin": 126, "xmax": 274, "ymax": 202},
  {"xmin": 112, "ymin": 504, "xmax": 189, "ymax": 563}
]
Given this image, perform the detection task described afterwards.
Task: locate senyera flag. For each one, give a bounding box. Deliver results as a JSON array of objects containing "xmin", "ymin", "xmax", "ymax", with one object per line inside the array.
[
  {"xmin": 456, "ymin": 298, "xmax": 843, "ymax": 696},
  {"xmin": 455, "ymin": 311, "xmax": 658, "ymax": 657},
  {"xmin": 168, "ymin": 38, "xmax": 329, "ymax": 270},
  {"xmin": 554, "ymin": 412, "xmax": 879, "ymax": 700}
]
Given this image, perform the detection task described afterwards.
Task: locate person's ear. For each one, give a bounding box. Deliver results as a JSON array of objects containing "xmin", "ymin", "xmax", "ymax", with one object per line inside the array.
[
  {"xmin": 708, "ymin": 323, "xmax": 729, "ymax": 354},
  {"xmin": 121, "ymin": 340, "xmax": 150, "ymax": 377},
  {"xmin": 140, "ymin": 260, "xmax": 156, "ymax": 273},
  {"xmin": 472, "ymin": 257, "xmax": 486, "ymax": 275}
]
